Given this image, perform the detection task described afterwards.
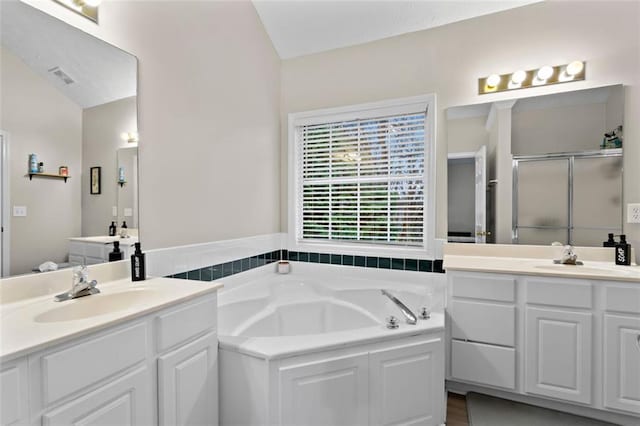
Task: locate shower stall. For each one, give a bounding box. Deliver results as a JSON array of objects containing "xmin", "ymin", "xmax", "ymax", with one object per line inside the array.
[{"xmin": 512, "ymin": 149, "xmax": 623, "ymax": 246}]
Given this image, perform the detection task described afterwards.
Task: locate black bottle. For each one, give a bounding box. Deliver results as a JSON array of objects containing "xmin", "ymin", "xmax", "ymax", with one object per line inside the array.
[
  {"xmin": 108, "ymin": 221, "xmax": 117, "ymax": 236},
  {"xmin": 121, "ymin": 221, "xmax": 128, "ymax": 229},
  {"xmin": 131, "ymin": 242, "xmax": 146, "ymax": 281},
  {"xmin": 603, "ymin": 233, "xmax": 617, "ymax": 247},
  {"xmin": 615, "ymin": 234, "xmax": 631, "ymax": 266},
  {"xmin": 109, "ymin": 241, "xmax": 123, "ymax": 262}
]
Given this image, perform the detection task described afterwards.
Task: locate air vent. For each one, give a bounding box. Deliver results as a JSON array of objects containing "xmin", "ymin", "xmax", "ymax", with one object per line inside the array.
[{"xmin": 47, "ymin": 67, "xmax": 75, "ymax": 85}]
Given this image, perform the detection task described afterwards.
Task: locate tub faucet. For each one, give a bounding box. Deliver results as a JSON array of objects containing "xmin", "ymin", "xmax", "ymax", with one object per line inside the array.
[
  {"xmin": 381, "ymin": 289, "xmax": 417, "ymax": 325},
  {"xmin": 54, "ymin": 265, "xmax": 100, "ymax": 302}
]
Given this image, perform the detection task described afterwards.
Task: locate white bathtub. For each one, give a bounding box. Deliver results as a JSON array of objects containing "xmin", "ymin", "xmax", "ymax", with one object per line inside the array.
[{"xmin": 218, "ymin": 262, "xmax": 446, "ymax": 426}]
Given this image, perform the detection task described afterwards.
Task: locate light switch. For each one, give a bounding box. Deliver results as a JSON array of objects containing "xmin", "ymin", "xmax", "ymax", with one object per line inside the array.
[
  {"xmin": 112, "ymin": 206, "xmax": 117, "ymax": 217},
  {"xmin": 13, "ymin": 206, "xmax": 27, "ymax": 217},
  {"xmin": 124, "ymin": 208, "xmax": 133, "ymax": 217}
]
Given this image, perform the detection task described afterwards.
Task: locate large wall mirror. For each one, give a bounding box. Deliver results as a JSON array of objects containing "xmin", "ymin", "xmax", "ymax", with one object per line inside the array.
[
  {"xmin": 447, "ymin": 85, "xmax": 623, "ymax": 247},
  {"xmin": 0, "ymin": 1, "xmax": 139, "ymax": 276}
]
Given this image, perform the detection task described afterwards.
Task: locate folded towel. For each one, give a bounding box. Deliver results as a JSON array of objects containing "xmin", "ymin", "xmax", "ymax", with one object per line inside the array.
[{"xmin": 38, "ymin": 261, "xmax": 59, "ymax": 272}]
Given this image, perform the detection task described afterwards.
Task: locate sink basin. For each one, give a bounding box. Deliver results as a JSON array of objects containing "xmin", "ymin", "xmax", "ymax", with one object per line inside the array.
[{"xmin": 34, "ymin": 288, "xmax": 159, "ymax": 323}]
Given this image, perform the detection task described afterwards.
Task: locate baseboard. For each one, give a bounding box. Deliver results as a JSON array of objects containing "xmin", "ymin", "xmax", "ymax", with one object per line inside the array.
[{"xmin": 446, "ymin": 380, "xmax": 640, "ymax": 426}]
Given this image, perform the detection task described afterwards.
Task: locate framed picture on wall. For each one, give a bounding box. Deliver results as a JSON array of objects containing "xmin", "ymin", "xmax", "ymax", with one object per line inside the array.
[{"xmin": 90, "ymin": 166, "xmax": 101, "ymax": 194}]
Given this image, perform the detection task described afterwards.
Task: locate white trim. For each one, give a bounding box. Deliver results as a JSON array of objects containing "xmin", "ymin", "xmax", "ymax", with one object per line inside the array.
[
  {"xmin": 288, "ymin": 94, "xmax": 437, "ymax": 259},
  {"xmin": 447, "ymin": 152, "xmax": 475, "ymax": 161},
  {"xmin": 0, "ymin": 131, "xmax": 10, "ymax": 277}
]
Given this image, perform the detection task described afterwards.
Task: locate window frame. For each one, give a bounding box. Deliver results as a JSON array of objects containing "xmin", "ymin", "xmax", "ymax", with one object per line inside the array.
[{"xmin": 288, "ymin": 94, "xmax": 437, "ymax": 258}]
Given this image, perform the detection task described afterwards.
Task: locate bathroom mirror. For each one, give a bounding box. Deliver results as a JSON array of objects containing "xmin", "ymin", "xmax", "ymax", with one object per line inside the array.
[
  {"xmin": 446, "ymin": 85, "xmax": 624, "ymax": 247},
  {"xmin": 0, "ymin": 1, "xmax": 139, "ymax": 276}
]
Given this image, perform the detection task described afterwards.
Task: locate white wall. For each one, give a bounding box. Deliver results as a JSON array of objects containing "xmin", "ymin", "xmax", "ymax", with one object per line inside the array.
[
  {"xmin": 512, "ymin": 102, "xmax": 605, "ymax": 155},
  {"xmin": 447, "ymin": 116, "xmax": 488, "ymax": 154},
  {"xmin": 21, "ymin": 0, "xmax": 282, "ymax": 251},
  {"xmin": 0, "ymin": 46, "xmax": 82, "ymax": 275},
  {"xmin": 280, "ymin": 0, "xmax": 640, "ymax": 259},
  {"xmin": 82, "ymin": 96, "xmax": 137, "ymax": 237}
]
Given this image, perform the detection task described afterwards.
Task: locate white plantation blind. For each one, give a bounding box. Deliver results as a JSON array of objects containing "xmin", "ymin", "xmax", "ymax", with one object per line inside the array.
[{"xmin": 297, "ymin": 110, "xmax": 427, "ymax": 246}]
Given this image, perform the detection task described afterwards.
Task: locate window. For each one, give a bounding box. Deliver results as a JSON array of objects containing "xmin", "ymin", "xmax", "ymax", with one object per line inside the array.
[{"xmin": 288, "ymin": 95, "xmax": 435, "ymax": 256}]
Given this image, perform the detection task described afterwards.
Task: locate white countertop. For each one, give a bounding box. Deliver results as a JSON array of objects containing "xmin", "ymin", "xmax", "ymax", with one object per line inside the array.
[
  {"xmin": 444, "ymin": 255, "xmax": 640, "ymax": 283},
  {"xmin": 0, "ymin": 277, "xmax": 222, "ymax": 361},
  {"xmin": 68, "ymin": 236, "xmax": 139, "ymax": 245}
]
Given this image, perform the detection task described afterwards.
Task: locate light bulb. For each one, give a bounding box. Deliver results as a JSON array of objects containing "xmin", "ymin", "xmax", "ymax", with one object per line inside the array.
[
  {"xmin": 486, "ymin": 74, "xmax": 501, "ymax": 88},
  {"xmin": 536, "ymin": 66, "xmax": 554, "ymax": 81},
  {"xmin": 511, "ymin": 70, "xmax": 527, "ymax": 85},
  {"xmin": 565, "ymin": 60, "xmax": 584, "ymax": 76},
  {"xmin": 120, "ymin": 132, "xmax": 129, "ymax": 141}
]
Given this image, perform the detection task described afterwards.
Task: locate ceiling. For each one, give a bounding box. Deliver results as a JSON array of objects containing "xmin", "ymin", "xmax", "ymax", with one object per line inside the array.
[
  {"xmin": 252, "ymin": 0, "xmax": 543, "ymax": 59},
  {"xmin": 1, "ymin": 1, "xmax": 136, "ymax": 109}
]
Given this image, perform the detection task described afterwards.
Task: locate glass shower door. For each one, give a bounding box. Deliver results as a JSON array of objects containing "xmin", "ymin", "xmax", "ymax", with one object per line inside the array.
[{"xmin": 515, "ymin": 158, "xmax": 570, "ymax": 245}]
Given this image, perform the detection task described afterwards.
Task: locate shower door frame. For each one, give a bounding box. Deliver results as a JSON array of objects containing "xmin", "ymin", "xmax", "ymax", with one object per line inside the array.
[{"xmin": 512, "ymin": 148, "xmax": 623, "ymax": 245}]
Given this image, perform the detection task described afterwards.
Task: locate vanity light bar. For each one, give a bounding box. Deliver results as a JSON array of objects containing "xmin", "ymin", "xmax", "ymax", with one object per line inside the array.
[
  {"xmin": 52, "ymin": 0, "xmax": 99, "ymax": 23},
  {"xmin": 478, "ymin": 61, "xmax": 586, "ymax": 95}
]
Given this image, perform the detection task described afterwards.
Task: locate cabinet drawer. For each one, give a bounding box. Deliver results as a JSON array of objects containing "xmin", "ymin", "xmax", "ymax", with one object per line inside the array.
[
  {"xmin": 68, "ymin": 242, "xmax": 84, "ymax": 257},
  {"xmin": 451, "ymin": 274, "xmax": 515, "ymax": 302},
  {"xmin": 605, "ymin": 285, "xmax": 640, "ymax": 314},
  {"xmin": 526, "ymin": 278, "xmax": 592, "ymax": 309},
  {"xmin": 156, "ymin": 294, "xmax": 217, "ymax": 352},
  {"xmin": 451, "ymin": 340, "xmax": 515, "ymax": 389},
  {"xmin": 40, "ymin": 322, "xmax": 147, "ymax": 404},
  {"xmin": 84, "ymin": 243, "xmax": 108, "ymax": 259},
  {"xmin": 68, "ymin": 255, "xmax": 84, "ymax": 265},
  {"xmin": 450, "ymin": 300, "xmax": 515, "ymax": 346},
  {"xmin": 42, "ymin": 366, "xmax": 153, "ymax": 426}
]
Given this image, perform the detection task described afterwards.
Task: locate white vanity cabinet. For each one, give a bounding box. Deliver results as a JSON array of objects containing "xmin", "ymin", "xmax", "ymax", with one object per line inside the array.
[
  {"xmin": 447, "ymin": 270, "xmax": 640, "ymax": 424},
  {"xmin": 603, "ymin": 284, "xmax": 640, "ymax": 415},
  {"xmin": 68, "ymin": 239, "xmax": 136, "ymax": 266},
  {"xmin": 1, "ymin": 292, "xmax": 218, "ymax": 426}
]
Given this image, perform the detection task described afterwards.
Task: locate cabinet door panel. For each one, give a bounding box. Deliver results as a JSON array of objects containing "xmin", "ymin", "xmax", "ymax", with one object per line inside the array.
[
  {"xmin": 0, "ymin": 358, "xmax": 28, "ymax": 426},
  {"xmin": 158, "ymin": 332, "xmax": 218, "ymax": 426},
  {"xmin": 42, "ymin": 367, "xmax": 152, "ymax": 426},
  {"xmin": 604, "ymin": 315, "xmax": 640, "ymax": 414},
  {"xmin": 525, "ymin": 307, "xmax": 592, "ymax": 404},
  {"xmin": 369, "ymin": 338, "xmax": 444, "ymax": 426},
  {"xmin": 279, "ymin": 353, "xmax": 368, "ymax": 426}
]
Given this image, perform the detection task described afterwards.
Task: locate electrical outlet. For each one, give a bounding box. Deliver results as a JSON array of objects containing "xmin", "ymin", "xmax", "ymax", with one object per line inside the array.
[
  {"xmin": 627, "ymin": 203, "xmax": 640, "ymax": 224},
  {"xmin": 13, "ymin": 206, "xmax": 27, "ymax": 217}
]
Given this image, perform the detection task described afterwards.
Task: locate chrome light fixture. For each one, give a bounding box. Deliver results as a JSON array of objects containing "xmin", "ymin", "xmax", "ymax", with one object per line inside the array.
[
  {"xmin": 52, "ymin": 0, "xmax": 101, "ymax": 23},
  {"xmin": 479, "ymin": 61, "xmax": 586, "ymax": 95}
]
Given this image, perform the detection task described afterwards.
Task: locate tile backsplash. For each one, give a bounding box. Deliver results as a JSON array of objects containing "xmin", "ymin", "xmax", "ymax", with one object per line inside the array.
[{"xmin": 168, "ymin": 248, "xmax": 445, "ymax": 282}]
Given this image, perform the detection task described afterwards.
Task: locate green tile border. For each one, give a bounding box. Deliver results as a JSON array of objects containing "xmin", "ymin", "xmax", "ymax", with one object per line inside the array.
[{"xmin": 168, "ymin": 248, "xmax": 444, "ymax": 282}]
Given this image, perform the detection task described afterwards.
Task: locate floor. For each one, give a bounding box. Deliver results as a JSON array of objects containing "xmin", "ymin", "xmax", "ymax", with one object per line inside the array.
[{"xmin": 447, "ymin": 392, "xmax": 469, "ymax": 426}]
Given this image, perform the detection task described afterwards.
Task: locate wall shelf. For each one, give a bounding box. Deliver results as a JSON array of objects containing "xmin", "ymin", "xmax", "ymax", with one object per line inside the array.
[{"xmin": 27, "ymin": 173, "xmax": 70, "ymax": 183}]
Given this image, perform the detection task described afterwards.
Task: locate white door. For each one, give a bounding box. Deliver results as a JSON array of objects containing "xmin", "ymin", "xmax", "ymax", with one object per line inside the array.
[
  {"xmin": 158, "ymin": 332, "xmax": 218, "ymax": 426},
  {"xmin": 278, "ymin": 353, "xmax": 369, "ymax": 426},
  {"xmin": 604, "ymin": 315, "xmax": 640, "ymax": 414},
  {"xmin": 474, "ymin": 145, "xmax": 487, "ymax": 243},
  {"xmin": 525, "ymin": 307, "xmax": 592, "ymax": 404},
  {"xmin": 369, "ymin": 338, "xmax": 444, "ymax": 426}
]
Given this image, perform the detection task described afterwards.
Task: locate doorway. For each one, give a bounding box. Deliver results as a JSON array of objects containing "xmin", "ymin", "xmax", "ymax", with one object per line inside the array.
[{"xmin": 0, "ymin": 131, "xmax": 9, "ymax": 276}]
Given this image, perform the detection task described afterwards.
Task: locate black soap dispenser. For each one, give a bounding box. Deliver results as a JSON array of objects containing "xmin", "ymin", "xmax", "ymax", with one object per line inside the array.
[
  {"xmin": 615, "ymin": 234, "xmax": 631, "ymax": 265},
  {"xmin": 131, "ymin": 242, "xmax": 146, "ymax": 281},
  {"xmin": 603, "ymin": 233, "xmax": 617, "ymax": 247},
  {"xmin": 109, "ymin": 241, "xmax": 123, "ymax": 262},
  {"xmin": 108, "ymin": 221, "xmax": 117, "ymax": 237}
]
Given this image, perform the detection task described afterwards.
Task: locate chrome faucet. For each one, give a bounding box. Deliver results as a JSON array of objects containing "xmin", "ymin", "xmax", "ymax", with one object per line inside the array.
[
  {"xmin": 381, "ymin": 289, "xmax": 417, "ymax": 325},
  {"xmin": 54, "ymin": 265, "xmax": 100, "ymax": 302}
]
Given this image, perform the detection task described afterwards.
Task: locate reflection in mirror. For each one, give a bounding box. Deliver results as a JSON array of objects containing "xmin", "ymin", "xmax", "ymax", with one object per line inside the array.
[
  {"xmin": 0, "ymin": 2, "xmax": 138, "ymax": 276},
  {"xmin": 447, "ymin": 85, "xmax": 624, "ymax": 247}
]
